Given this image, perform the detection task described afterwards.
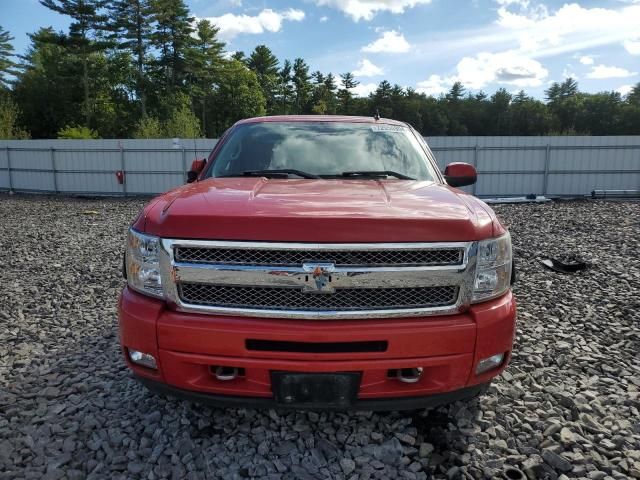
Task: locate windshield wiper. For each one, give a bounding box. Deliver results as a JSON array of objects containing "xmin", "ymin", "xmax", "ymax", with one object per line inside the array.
[
  {"xmin": 340, "ymin": 170, "xmax": 415, "ymax": 180},
  {"xmin": 240, "ymin": 169, "xmax": 320, "ymax": 179}
]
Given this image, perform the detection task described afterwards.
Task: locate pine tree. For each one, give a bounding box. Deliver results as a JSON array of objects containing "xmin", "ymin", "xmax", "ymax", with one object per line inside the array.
[
  {"xmin": 292, "ymin": 58, "xmax": 311, "ymax": 114},
  {"xmin": 446, "ymin": 82, "xmax": 465, "ymax": 102},
  {"xmin": 247, "ymin": 45, "xmax": 279, "ymax": 113},
  {"xmin": 277, "ymin": 59, "xmax": 294, "ymax": 114},
  {"xmin": 150, "ymin": 0, "xmax": 194, "ymax": 91},
  {"xmin": 186, "ymin": 19, "xmax": 224, "ymax": 135},
  {"xmin": 627, "ymin": 83, "xmax": 640, "ymax": 106},
  {"xmin": 39, "ymin": 0, "xmax": 109, "ymax": 126},
  {"xmin": 0, "ymin": 26, "xmax": 16, "ymax": 89},
  {"xmin": 107, "ymin": 0, "xmax": 154, "ymax": 116},
  {"xmin": 337, "ymin": 72, "xmax": 358, "ymax": 114}
]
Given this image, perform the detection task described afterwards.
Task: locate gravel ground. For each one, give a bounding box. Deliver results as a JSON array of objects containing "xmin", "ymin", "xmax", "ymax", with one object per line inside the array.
[{"xmin": 0, "ymin": 194, "xmax": 639, "ymax": 480}]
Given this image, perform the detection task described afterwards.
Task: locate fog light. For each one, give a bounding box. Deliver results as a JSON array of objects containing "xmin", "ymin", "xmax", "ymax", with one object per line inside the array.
[
  {"xmin": 128, "ymin": 349, "xmax": 157, "ymax": 369},
  {"xmin": 476, "ymin": 353, "xmax": 505, "ymax": 375}
]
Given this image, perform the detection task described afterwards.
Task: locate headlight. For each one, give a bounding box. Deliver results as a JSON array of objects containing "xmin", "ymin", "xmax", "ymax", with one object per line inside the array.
[
  {"xmin": 126, "ymin": 228, "xmax": 164, "ymax": 299},
  {"xmin": 472, "ymin": 232, "xmax": 512, "ymax": 302}
]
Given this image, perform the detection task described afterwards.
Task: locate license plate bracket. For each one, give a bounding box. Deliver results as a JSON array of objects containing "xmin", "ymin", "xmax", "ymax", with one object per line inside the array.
[{"xmin": 271, "ymin": 372, "xmax": 361, "ymax": 408}]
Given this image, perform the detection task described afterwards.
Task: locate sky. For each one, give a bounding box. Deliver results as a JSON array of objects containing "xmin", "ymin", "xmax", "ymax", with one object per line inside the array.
[{"xmin": 1, "ymin": 0, "xmax": 639, "ymax": 99}]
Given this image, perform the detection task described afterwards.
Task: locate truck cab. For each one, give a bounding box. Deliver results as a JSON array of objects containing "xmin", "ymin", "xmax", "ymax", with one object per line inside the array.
[{"xmin": 119, "ymin": 115, "xmax": 516, "ymax": 410}]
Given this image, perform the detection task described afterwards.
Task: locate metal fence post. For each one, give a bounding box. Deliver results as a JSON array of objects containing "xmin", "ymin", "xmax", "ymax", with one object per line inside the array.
[
  {"xmin": 120, "ymin": 144, "xmax": 127, "ymax": 197},
  {"xmin": 472, "ymin": 144, "xmax": 478, "ymax": 196},
  {"xmin": 50, "ymin": 147, "xmax": 58, "ymax": 193},
  {"xmin": 6, "ymin": 147, "xmax": 12, "ymax": 193},
  {"xmin": 543, "ymin": 143, "xmax": 551, "ymax": 196},
  {"xmin": 182, "ymin": 147, "xmax": 187, "ymax": 183}
]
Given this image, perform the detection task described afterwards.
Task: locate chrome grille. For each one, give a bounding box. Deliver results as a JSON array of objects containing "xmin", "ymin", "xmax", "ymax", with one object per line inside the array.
[
  {"xmin": 175, "ymin": 246, "xmax": 463, "ymax": 267},
  {"xmin": 160, "ymin": 239, "xmax": 475, "ymax": 319},
  {"xmin": 179, "ymin": 284, "xmax": 459, "ymax": 311}
]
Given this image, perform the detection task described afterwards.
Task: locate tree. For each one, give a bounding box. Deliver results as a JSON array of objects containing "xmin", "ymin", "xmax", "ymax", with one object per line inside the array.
[
  {"xmin": 0, "ymin": 97, "xmax": 29, "ymax": 139},
  {"xmin": 489, "ymin": 88, "xmax": 512, "ymax": 135},
  {"xmin": 545, "ymin": 77, "xmax": 580, "ymax": 132},
  {"xmin": 0, "ymin": 26, "xmax": 16, "ymax": 89},
  {"xmin": 163, "ymin": 94, "xmax": 201, "ymax": 137},
  {"xmin": 372, "ymin": 80, "xmax": 393, "ymax": 118},
  {"xmin": 337, "ymin": 72, "xmax": 358, "ymax": 115},
  {"xmin": 210, "ymin": 59, "xmax": 266, "ymax": 135},
  {"xmin": 276, "ymin": 59, "xmax": 294, "ymax": 114},
  {"xmin": 247, "ymin": 45, "xmax": 279, "ymax": 113},
  {"xmin": 57, "ymin": 124, "xmax": 99, "ymax": 138},
  {"xmin": 446, "ymin": 82, "xmax": 465, "ymax": 102},
  {"xmin": 186, "ymin": 19, "xmax": 224, "ymax": 136},
  {"xmin": 13, "ymin": 28, "xmax": 79, "ymax": 138},
  {"xmin": 626, "ymin": 82, "xmax": 640, "ymax": 106},
  {"xmin": 39, "ymin": 0, "xmax": 109, "ymax": 127},
  {"xmin": 292, "ymin": 58, "xmax": 311, "ymax": 114},
  {"xmin": 509, "ymin": 91, "xmax": 551, "ymax": 135},
  {"xmin": 150, "ymin": 0, "xmax": 194, "ymax": 91},
  {"xmin": 575, "ymin": 92, "xmax": 623, "ymax": 135},
  {"xmin": 133, "ymin": 115, "xmax": 163, "ymax": 138},
  {"xmin": 231, "ymin": 51, "xmax": 245, "ymax": 63},
  {"xmin": 107, "ymin": 0, "xmax": 154, "ymax": 116}
]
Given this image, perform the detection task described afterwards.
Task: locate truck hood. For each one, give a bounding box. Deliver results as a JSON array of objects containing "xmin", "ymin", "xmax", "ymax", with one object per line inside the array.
[{"xmin": 140, "ymin": 178, "xmax": 500, "ymax": 242}]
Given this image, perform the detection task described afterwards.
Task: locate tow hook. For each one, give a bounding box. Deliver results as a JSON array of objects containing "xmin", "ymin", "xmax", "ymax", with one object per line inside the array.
[
  {"xmin": 213, "ymin": 366, "xmax": 240, "ymax": 381},
  {"xmin": 397, "ymin": 367, "xmax": 423, "ymax": 384}
]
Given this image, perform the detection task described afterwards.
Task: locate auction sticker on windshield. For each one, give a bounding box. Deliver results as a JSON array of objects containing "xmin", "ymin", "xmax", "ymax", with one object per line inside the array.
[{"xmin": 371, "ymin": 125, "xmax": 405, "ymax": 132}]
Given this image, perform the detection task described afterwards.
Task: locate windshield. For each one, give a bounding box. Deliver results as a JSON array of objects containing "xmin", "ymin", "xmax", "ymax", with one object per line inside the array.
[{"xmin": 207, "ymin": 122, "xmax": 437, "ymax": 181}]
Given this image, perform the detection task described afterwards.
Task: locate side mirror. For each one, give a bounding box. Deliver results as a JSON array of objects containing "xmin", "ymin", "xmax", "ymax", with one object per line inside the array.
[
  {"xmin": 444, "ymin": 162, "xmax": 477, "ymax": 187},
  {"xmin": 187, "ymin": 159, "xmax": 206, "ymax": 183}
]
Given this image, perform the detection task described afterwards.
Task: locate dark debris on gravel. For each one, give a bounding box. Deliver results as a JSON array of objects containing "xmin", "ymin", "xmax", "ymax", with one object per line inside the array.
[{"xmin": 0, "ymin": 194, "xmax": 638, "ymax": 480}]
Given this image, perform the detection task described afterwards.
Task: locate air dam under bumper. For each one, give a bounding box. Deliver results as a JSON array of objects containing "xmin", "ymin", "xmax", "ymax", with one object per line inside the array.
[{"xmin": 118, "ymin": 287, "xmax": 516, "ymax": 410}]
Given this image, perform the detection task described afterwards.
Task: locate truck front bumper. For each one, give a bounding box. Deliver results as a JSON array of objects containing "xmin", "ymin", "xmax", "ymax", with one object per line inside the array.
[{"xmin": 118, "ymin": 287, "xmax": 516, "ymax": 410}]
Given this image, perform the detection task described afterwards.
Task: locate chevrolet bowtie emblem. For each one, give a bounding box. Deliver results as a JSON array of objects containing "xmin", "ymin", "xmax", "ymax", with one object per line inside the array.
[{"xmin": 302, "ymin": 263, "xmax": 336, "ymax": 293}]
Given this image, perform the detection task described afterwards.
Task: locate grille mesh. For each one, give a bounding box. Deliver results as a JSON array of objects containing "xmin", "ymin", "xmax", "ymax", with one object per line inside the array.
[
  {"xmin": 175, "ymin": 247, "xmax": 463, "ymax": 267},
  {"xmin": 178, "ymin": 283, "xmax": 458, "ymax": 311}
]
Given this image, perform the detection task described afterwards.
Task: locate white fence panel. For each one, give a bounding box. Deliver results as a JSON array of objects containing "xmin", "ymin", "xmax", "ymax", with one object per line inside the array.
[{"xmin": 1, "ymin": 136, "xmax": 638, "ymax": 197}]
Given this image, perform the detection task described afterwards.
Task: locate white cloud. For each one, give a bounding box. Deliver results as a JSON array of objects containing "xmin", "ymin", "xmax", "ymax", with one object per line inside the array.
[
  {"xmin": 456, "ymin": 51, "xmax": 548, "ymax": 89},
  {"xmin": 203, "ymin": 8, "xmax": 305, "ymax": 41},
  {"xmin": 362, "ymin": 30, "xmax": 411, "ymax": 53},
  {"xmin": 579, "ymin": 55, "xmax": 594, "ymax": 65},
  {"xmin": 353, "ymin": 59, "xmax": 384, "ymax": 77},
  {"xmin": 562, "ymin": 68, "xmax": 578, "ymax": 80},
  {"xmin": 415, "ymin": 50, "xmax": 548, "ymax": 94},
  {"xmin": 624, "ymin": 38, "xmax": 640, "ymax": 55},
  {"xmin": 494, "ymin": 3, "xmax": 640, "ymax": 58},
  {"xmin": 319, "ymin": 15, "xmax": 329, "ymax": 22},
  {"xmin": 351, "ymin": 82, "xmax": 378, "ymax": 97},
  {"xmin": 586, "ymin": 64, "xmax": 638, "ymax": 79},
  {"xmin": 416, "ymin": 75, "xmax": 451, "ymax": 96},
  {"xmin": 314, "ymin": 0, "xmax": 431, "ymax": 21},
  {"xmin": 494, "ymin": 0, "xmax": 529, "ymax": 5},
  {"xmin": 617, "ymin": 84, "xmax": 634, "ymax": 96}
]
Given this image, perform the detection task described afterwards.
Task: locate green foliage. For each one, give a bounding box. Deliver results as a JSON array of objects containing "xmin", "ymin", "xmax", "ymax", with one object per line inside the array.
[
  {"xmin": 164, "ymin": 96, "xmax": 201, "ymax": 138},
  {"xmin": 107, "ymin": 0, "xmax": 155, "ymax": 116},
  {"xmin": 186, "ymin": 19, "xmax": 224, "ymax": 136},
  {"xmin": 0, "ymin": 96, "xmax": 30, "ymax": 139},
  {"xmin": 132, "ymin": 97, "xmax": 201, "ymax": 139},
  {"xmin": 0, "ymin": 25, "xmax": 16, "ymax": 89},
  {"xmin": 57, "ymin": 125, "xmax": 100, "ymax": 139},
  {"xmin": 133, "ymin": 115, "xmax": 163, "ymax": 138},
  {"xmin": 247, "ymin": 45, "xmax": 279, "ymax": 112},
  {"xmin": 39, "ymin": 0, "xmax": 110, "ymax": 127},
  {"xmin": 4, "ymin": 2, "xmax": 640, "ymax": 138},
  {"xmin": 292, "ymin": 58, "xmax": 311, "ymax": 114},
  {"xmin": 209, "ymin": 60, "xmax": 266, "ymax": 135},
  {"xmin": 150, "ymin": 0, "xmax": 194, "ymax": 90}
]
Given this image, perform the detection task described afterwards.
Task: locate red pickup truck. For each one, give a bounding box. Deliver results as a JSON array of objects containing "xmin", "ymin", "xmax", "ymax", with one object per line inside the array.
[{"xmin": 119, "ymin": 115, "xmax": 516, "ymax": 410}]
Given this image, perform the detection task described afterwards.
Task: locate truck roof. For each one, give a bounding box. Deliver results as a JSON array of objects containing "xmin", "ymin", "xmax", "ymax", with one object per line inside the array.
[{"xmin": 235, "ymin": 115, "xmax": 408, "ymax": 127}]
